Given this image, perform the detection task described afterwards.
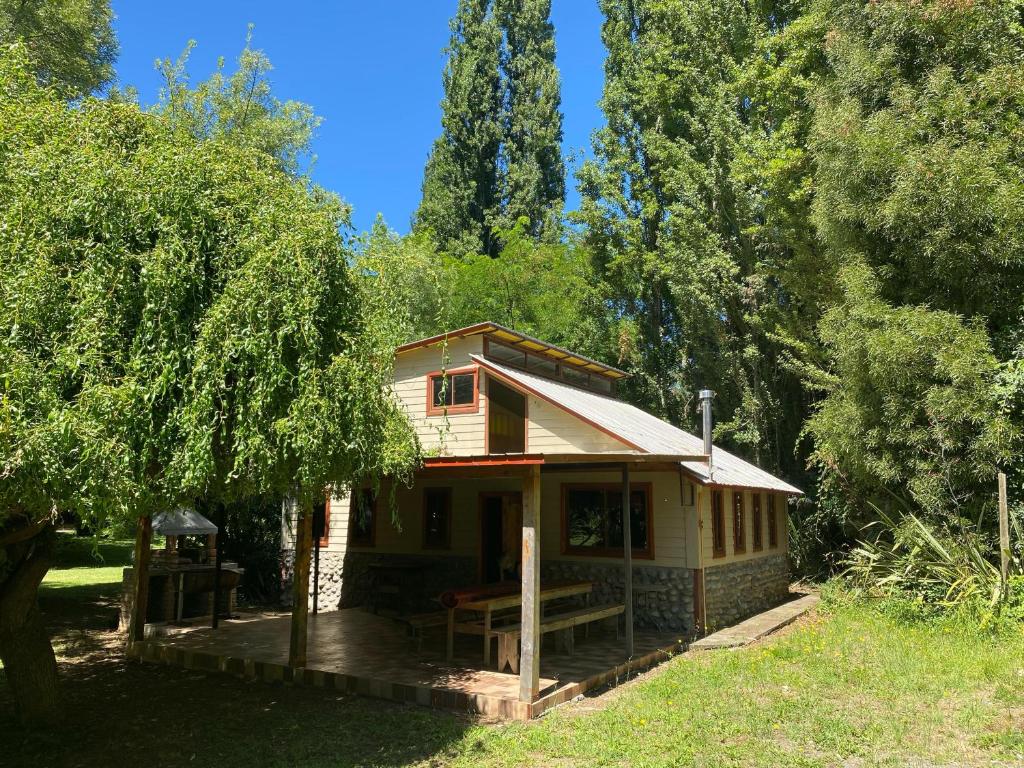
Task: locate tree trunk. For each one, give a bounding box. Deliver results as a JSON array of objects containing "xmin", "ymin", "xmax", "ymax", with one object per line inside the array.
[{"xmin": 0, "ymin": 523, "xmax": 60, "ymax": 727}]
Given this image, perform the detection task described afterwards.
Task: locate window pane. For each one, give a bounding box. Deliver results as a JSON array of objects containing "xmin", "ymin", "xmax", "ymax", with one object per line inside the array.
[
  {"xmin": 562, "ymin": 367, "xmax": 588, "ymax": 387},
  {"xmin": 424, "ymin": 489, "xmax": 450, "ymax": 548},
  {"xmin": 451, "ymin": 373, "xmax": 474, "ymax": 405},
  {"xmin": 526, "ymin": 354, "xmax": 558, "ymax": 377},
  {"xmin": 590, "ymin": 376, "xmax": 612, "ymax": 394},
  {"xmin": 431, "ymin": 375, "xmax": 449, "ymax": 407},
  {"xmin": 352, "ymin": 489, "xmax": 374, "ymax": 545},
  {"xmin": 488, "ymin": 342, "xmax": 526, "ymax": 366},
  {"xmin": 607, "ymin": 489, "xmax": 648, "ymax": 550},
  {"xmin": 566, "ymin": 489, "xmax": 607, "ymax": 548}
]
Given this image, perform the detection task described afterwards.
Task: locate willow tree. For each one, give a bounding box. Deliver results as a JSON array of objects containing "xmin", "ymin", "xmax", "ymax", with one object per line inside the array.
[
  {"xmin": 0, "ymin": 48, "xmax": 419, "ymax": 726},
  {"xmin": 0, "ymin": 0, "xmax": 116, "ymax": 97}
]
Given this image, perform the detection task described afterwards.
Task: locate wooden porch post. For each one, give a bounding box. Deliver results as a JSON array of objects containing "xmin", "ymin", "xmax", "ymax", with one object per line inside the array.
[
  {"xmin": 127, "ymin": 515, "xmax": 153, "ymax": 646},
  {"xmin": 519, "ymin": 463, "xmax": 542, "ymax": 703},
  {"xmin": 621, "ymin": 463, "xmax": 634, "ymax": 658},
  {"xmin": 289, "ymin": 499, "xmax": 313, "ymax": 668}
]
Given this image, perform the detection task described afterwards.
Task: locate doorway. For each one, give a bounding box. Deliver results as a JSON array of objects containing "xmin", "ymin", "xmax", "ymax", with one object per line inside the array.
[{"xmin": 479, "ymin": 491, "xmax": 523, "ymax": 584}]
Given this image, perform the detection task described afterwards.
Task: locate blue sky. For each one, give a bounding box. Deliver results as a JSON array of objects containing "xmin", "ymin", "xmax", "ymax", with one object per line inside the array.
[{"xmin": 112, "ymin": 2, "xmax": 607, "ymax": 235}]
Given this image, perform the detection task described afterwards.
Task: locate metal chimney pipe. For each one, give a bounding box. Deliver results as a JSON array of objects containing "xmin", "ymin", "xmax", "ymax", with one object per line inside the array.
[{"xmin": 699, "ymin": 389, "xmax": 715, "ymax": 473}]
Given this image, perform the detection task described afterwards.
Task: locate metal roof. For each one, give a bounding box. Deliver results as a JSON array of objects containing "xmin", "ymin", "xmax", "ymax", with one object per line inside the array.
[
  {"xmin": 152, "ymin": 508, "xmax": 218, "ymax": 536},
  {"xmin": 473, "ymin": 355, "xmax": 803, "ymax": 495},
  {"xmin": 396, "ymin": 322, "xmax": 629, "ymax": 379}
]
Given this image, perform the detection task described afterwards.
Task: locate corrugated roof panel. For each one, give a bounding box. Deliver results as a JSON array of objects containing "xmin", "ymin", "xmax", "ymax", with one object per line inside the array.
[{"xmin": 473, "ymin": 356, "xmax": 802, "ymax": 495}]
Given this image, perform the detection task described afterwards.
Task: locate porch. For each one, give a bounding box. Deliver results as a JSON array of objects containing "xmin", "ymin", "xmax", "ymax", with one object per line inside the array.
[{"xmin": 129, "ymin": 607, "xmax": 684, "ymax": 720}]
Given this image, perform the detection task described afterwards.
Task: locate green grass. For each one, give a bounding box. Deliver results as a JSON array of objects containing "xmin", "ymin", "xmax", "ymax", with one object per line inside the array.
[
  {"xmin": 434, "ymin": 597, "xmax": 1024, "ymax": 768},
  {"xmin": 8, "ymin": 541, "xmax": 1024, "ymax": 767}
]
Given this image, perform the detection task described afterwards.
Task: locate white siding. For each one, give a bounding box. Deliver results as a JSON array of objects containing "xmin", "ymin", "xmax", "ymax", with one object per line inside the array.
[
  {"xmin": 393, "ymin": 336, "xmax": 485, "ymax": 456},
  {"xmin": 526, "ymin": 395, "xmax": 630, "ymax": 454}
]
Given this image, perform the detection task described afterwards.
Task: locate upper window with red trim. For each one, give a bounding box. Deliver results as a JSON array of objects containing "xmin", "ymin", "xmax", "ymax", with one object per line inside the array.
[{"xmin": 426, "ymin": 368, "xmax": 478, "ymax": 415}]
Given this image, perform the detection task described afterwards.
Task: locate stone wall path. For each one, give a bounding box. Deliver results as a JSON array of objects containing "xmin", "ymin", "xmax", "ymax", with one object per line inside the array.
[{"xmin": 690, "ymin": 593, "xmax": 819, "ymax": 650}]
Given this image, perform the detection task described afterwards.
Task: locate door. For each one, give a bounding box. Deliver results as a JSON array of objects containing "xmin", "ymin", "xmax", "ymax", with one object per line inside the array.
[{"xmin": 479, "ymin": 492, "xmax": 523, "ymax": 583}]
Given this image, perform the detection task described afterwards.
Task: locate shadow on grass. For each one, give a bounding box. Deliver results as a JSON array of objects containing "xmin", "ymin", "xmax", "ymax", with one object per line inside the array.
[{"xmin": 2, "ymin": 638, "xmax": 475, "ymax": 768}]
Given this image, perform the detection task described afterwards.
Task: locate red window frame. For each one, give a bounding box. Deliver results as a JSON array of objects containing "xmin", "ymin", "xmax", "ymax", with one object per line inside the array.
[
  {"xmin": 733, "ymin": 491, "xmax": 746, "ymax": 554},
  {"xmin": 711, "ymin": 490, "xmax": 726, "ymax": 558},
  {"xmin": 348, "ymin": 488, "xmax": 376, "ymax": 548},
  {"xmin": 752, "ymin": 493, "xmax": 763, "ymax": 551},
  {"xmin": 425, "ymin": 366, "xmax": 479, "ymax": 416},
  {"xmin": 560, "ymin": 483, "xmax": 655, "ymax": 560}
]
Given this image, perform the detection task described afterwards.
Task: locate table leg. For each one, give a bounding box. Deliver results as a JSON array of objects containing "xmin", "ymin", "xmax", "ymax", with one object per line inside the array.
[
  {"xmin": 483, "ymin": 606, "xmax": 492, "ymax": 666},
  {"xmin": 447, "ymin": 607, "xmax": 455, "ymax": 661}
]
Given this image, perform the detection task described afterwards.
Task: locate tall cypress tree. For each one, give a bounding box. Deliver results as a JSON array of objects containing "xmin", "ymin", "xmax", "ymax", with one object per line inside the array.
[
  {"xmin": 495, "ymin": 0, "xmax": 564, "ymax": 241},
  {"xmin": 415, "ymin": 0, "xmax": 503, "ymax": 258},
  {"xmin": 416, "ymin": 0, "xmax": 564, "ymax": 256}
]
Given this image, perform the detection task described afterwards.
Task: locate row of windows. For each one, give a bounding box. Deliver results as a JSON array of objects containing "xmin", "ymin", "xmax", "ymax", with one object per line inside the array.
[
  {"xmin": 710, "ymin": 490, "xmax": 780, "ymax": 558},
  {"xmin": 345, "ymin": 484, "xmax": 654, "ymax": 559},
  {"xmin": 483, "ymin": 339, "xmax": 616, "ymax": 395}
]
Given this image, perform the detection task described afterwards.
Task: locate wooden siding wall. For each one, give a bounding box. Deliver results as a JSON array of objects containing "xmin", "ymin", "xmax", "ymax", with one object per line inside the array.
[
  {"xmin": 697, "ymin": 487, "xmax": 790, "ymax": 565},
  {"xmin": 339, "ymin": 471, "xmax": 695, "ymax": 569},
  {"xmin": 281, "ymin": 490, "xmax": 351, "ymax": 552},
  {"xmin": 526, "ymin": 397, "xmax": 630, "ymax": 454},
  {"xmin": 392, "ymin": 336, "xmax": 485, "ymax": 456}
]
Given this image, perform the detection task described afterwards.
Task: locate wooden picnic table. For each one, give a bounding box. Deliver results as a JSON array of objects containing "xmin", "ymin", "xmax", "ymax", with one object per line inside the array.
[{"xmin": 444, "ymin": 580, "xmax": 593, "ymax": 664}]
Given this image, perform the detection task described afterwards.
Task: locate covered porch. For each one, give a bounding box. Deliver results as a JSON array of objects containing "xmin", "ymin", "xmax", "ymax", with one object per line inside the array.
[{"xmin": 129, "ymin": 606, "xmax": 683, "ymax": 720}]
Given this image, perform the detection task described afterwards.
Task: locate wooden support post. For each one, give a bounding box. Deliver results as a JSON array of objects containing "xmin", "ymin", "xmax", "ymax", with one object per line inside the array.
[
  {"xmin": 519, "ymin": 463, "xmax": 541, "ymax": 703},
  {"xmin": 621, "ymin": 463, "xmax": 634, "ymax": 658},
  {"xmin": 127, "ymin": 515, "xmax": 153, "ymax": 646},
  {"xmin": 211, "ymin": 507, "xmax": 224, "ymax": 628},
  {"xmin": 289, "ymin": 500, "xmax": 313, "ymax": 669},
  {"xmin": 998, "ymin": 472, "xmax": 1010, "ymax": 592}
]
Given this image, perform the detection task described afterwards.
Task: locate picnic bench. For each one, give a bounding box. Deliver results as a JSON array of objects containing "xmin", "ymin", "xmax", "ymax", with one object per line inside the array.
[
  {"xmin": 495, "ymin": 603, "xmax": 625, "ymax": 674},
  {"xmin": 440, "ymin": 580, "xmax": 594, "ymax": 664}
]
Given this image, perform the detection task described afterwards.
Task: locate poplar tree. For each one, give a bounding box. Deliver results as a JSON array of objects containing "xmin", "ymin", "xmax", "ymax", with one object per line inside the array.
[
  {"xmin": 416, "ymin": 0, "xmax": 503, "ymax": 257},
  {"xmin": 495, "ymin": 0, "xmax": 564, "ymax": 240},
  {"xmin": 415, "ymin": 0, "xmax": 564, "ymax": 256}
]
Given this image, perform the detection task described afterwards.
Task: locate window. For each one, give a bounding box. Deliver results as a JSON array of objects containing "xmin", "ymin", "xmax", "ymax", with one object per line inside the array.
[
  {"xmin": 767, "ymin": 494, "xmax": 778, "ymax": 548},
  {"xmin": 526, "ymin": 354, "xmax": 558, "ymax": 377},
  {"xmin": 733, "ymin": 491, "xmax": 746, "ymax": 553},
  {"xmin": 349, "ymin": 488, "xmax": 376, "ymax": 547},
  {"xmin": 561, "ymin": 367, "xmax": 589, "ymax": 388},
  {"xmin": 315, "ymin": 496, "xmax": 331, "ymax": 548},
  {"xmin": 426, "ymin": 368, "xmax": 478, "ymax": 415},
  {"xmin": 752, "ymin": 493, "xmax": 763, "ymax": 551},
  {"xmin": 423, "ymin": 487, "xmax": 452, "ymax": 549},
  {"xmin": 562, "ymin": 484, "xmax": 653, "ymax": 559},
  {"xmin": 711, "ymin": 490, "xmax": 725, "ymax": 557},
  {"xmin": 486, "ymin": 341, "xmax": 527, "ymax": 367}
]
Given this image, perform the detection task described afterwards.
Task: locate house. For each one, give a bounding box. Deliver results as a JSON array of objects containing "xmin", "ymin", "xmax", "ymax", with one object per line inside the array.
[{"xmin": 275, "ymin": 322, "xmax": 801, "ymax": 709}]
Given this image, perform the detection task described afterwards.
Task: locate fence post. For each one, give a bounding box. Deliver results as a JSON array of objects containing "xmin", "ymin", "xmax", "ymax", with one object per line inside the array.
[{"xmin": 998, "ymin": 472, "xmax": 1010, "ymax": 593}]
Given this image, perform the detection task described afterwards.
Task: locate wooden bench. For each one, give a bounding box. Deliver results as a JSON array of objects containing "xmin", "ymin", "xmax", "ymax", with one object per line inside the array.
[
  {"xmin": 404, "ymin": 611, "xmax": 449, "ymax": 651},
  {"xmin": 495, "ymin": 603, "xmax": 625, "ymax": 674}
]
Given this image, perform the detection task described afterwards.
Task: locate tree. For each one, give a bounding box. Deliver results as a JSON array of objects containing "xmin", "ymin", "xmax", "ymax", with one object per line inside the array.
[
  {"xmin": 575, "ymin": 0, "xmax": 809, "ymax": 473},
  {"xmin": 0, "ymin": 48, "xmax": 419, "ymax": 726},
  {"xmin": 494, "ymin": 0, "xmax": 564, "ymax": 240},
  {"xmin": 356, "ymin": 219, "xmax": 611, "ymax": 362},
  {"xmin": 154, "ymin": 28, "xmax": 321, "ymax": 177},
  {"xmin": 0, "ymin": 0, "xmax": 116, "ymax": 97},
  {"xmin": 415, "ymin": 0, "xmax": 503, "ymax": 257},
  {"xmin": 805, "ymin": 0, "xmax": 1024, "ymax": 524},
  {"xmin": 415, "ymin": 0, "xmax": 564, "ymax": 256}
]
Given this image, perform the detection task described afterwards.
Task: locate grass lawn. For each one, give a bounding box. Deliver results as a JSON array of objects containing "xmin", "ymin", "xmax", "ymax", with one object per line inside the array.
[{"xmin": 3, "ymin": 538, "xmax": 1023, "ymax": 767}]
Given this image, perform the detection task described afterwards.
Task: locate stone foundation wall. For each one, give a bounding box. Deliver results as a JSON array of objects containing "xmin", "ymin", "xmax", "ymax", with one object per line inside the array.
[
  {"xmin": 541, "ymin": 560, "xmax": 695, "ymax": 633},
  {"xmin": 703, "ymin": 554, "xmax": 789, "ymax": 631},
  {"xmin": 280, "ymin": 549, "xmax": 347, "ymax": 611}
]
